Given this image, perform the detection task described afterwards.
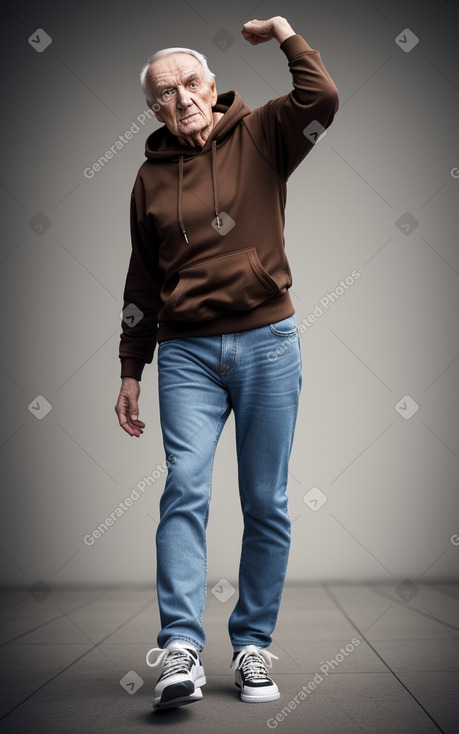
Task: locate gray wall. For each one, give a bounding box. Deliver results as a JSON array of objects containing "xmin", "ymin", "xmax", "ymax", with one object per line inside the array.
[{"xmin": 1, "ymin": 0, "xmax": 458, "ymax": 591}]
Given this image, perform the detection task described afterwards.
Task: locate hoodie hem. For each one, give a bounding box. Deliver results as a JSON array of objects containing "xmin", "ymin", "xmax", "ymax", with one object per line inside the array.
[{"xmin": 157, "ymin": 292, "xmax": 294, "ymax": 342}]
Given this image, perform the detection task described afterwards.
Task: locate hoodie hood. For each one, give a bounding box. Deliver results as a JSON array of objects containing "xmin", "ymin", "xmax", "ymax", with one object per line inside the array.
[
  {"xmin": 144, "ymin": 91, "xmax": 251, "ymax": 159},
  {"xmin": 143, "ymin": 91, "xmax": 251, "ymax": 242}
]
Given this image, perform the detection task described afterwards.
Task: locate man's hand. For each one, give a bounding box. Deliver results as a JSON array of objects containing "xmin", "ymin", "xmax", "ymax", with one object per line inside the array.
[
  {"xmin": 241, "ymin": 16, "xmax": 295, "ymax": 46},
  {"xmin": 115, "ymin": 378, "xmax": 145, "ymax": 437}
]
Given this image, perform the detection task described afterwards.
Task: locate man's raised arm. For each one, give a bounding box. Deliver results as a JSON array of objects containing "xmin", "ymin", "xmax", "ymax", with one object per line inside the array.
[{"xmin": 241, "ymin": 15, "xmax": 339, "ymax": 180}]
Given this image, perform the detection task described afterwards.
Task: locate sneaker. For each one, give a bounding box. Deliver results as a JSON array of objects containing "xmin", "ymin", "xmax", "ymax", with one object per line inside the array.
[
  {"xmin": 146, "ymin": 641, "xmax": 206, "ymax": 710},
  {"xmin": 230, "ymin": 645, "xmax": 280, "ymax": 702}
]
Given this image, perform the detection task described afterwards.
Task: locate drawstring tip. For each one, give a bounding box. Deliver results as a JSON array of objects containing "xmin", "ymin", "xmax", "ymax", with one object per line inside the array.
[{"xmin": 182, "ymin": 230, "xmax": 189, "ymax": 244}]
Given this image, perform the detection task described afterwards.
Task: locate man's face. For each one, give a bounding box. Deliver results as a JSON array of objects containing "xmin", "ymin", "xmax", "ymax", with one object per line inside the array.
[{"xmin": 147, "ymin": 53, "xmax": 217, "ymax": 144}]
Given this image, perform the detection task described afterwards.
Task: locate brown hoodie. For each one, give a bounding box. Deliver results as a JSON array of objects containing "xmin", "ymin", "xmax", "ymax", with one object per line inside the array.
[{"xmin": 119, "ymin": 34, "xmax": 339, "ymax": 380}]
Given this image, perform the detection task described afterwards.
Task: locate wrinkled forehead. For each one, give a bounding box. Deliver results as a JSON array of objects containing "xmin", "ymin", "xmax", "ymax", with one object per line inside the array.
[{"xmin": 149, "ymin": 53, "xmax": 206, "ymax": 90}]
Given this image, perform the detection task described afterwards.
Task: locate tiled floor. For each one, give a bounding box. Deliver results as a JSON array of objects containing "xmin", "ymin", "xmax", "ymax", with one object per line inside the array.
[{"xmin": 0, "ymin": 583, "xmax": 458, "ymax": 733}]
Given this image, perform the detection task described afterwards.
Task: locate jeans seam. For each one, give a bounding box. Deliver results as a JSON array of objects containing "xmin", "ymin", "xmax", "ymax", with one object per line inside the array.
[
  {"xmin": 199, "ymin": 404, "xmax": 231, "ymax": 623},
  {"xmin": 220, "ymin": 333, "xmax": 239, "ymax": 375}
]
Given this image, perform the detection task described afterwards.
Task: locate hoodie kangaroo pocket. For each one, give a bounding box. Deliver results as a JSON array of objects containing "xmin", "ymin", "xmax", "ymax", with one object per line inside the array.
[{"xmin": 164, "ymin": 247, "xmax": 283, "ymax": 321}]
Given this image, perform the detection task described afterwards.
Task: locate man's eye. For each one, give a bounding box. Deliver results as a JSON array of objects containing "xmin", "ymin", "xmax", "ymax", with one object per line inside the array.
[
  {"xmin": 189, "ymin": 82, "xmax": 198, "ymax": 88},
  {"xmin": 162, "ymin": 89, "xmax": 175, "ymax": 100}
]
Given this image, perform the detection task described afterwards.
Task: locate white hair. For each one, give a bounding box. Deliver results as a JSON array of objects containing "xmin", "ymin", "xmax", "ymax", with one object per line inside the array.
[{"xmin": 140, "ymin": 47, "xmax": 214, "ymax": 103}]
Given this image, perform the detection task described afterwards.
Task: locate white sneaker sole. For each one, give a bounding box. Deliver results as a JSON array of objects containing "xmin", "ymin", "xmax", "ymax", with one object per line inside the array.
[
  {"xmin": 235, "ymin": 672, "xmax": 280, "ymax": 703},
  {"xmin": 240, "ymin": 689, "xmax": 281, "ymax": 703}
]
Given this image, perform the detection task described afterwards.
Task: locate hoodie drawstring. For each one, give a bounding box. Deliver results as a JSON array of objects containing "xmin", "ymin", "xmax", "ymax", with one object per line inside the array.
[
  {"xmin": 211, "ymin": 140, "xmax": 221, "ymax": 230},
  {"xmin": 177, "ymin": 141, "xmax": 221, "ymax": 244},
  {"xmin": 178, "ymin": 155, "xmax": 188, "ymax": 244}
]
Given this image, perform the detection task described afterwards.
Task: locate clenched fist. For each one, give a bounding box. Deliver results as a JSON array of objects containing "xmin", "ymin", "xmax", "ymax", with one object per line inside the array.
[{"xmin": 241, "ymin": 16, "xmax": 295, "ymax": 45}]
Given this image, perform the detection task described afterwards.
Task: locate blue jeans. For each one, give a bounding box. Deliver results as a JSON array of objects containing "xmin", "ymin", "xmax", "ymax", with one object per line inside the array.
[{"xmin": 156, "ymin": 315, "xmax": 302, "ymax": 653}]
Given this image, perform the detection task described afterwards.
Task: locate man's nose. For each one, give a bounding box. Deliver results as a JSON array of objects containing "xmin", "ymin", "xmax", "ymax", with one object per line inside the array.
[{"xmin": 177, "ymin": 87, "xmax": 192, "ymax": 107}]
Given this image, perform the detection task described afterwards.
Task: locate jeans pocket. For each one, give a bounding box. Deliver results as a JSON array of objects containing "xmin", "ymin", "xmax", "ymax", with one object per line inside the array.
[
  {"xmin": 269, "ymin": 315, "xmax": 298, "ymax": 337},
  {"xmin": 158, "ymin": 338, "xmax": 182, "ymax": 348}
]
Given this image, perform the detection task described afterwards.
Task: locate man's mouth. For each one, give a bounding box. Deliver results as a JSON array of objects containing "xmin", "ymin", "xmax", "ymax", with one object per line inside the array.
[{"xmin": 179, "ymin": 113, "xmax": 198, "ymax": 123}]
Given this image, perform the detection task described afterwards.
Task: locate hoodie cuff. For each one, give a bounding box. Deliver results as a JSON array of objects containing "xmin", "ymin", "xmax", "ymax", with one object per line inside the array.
[
  {"xmin": 120, "ymin": 358, "xmax": 145, "ymax": 381},
  {"xmin": 280, "ymin": 34, "xmax": 316, "ymax": 59}
]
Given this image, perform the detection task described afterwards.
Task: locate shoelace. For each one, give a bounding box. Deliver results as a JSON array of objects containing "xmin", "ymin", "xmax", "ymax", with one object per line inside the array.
[
  {"xmin": 146, "ymin": 645, "xmax": 196, "ymax": 681},
  {"xmin": 230, "ymin": 645, "xmax": 279, "ymax": 682}
]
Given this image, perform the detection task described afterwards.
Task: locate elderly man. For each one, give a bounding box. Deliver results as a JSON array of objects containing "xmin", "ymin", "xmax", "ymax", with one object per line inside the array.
[{"xmin": 115, "ymin": 15, "xmax": 338, "ymax": 709}]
